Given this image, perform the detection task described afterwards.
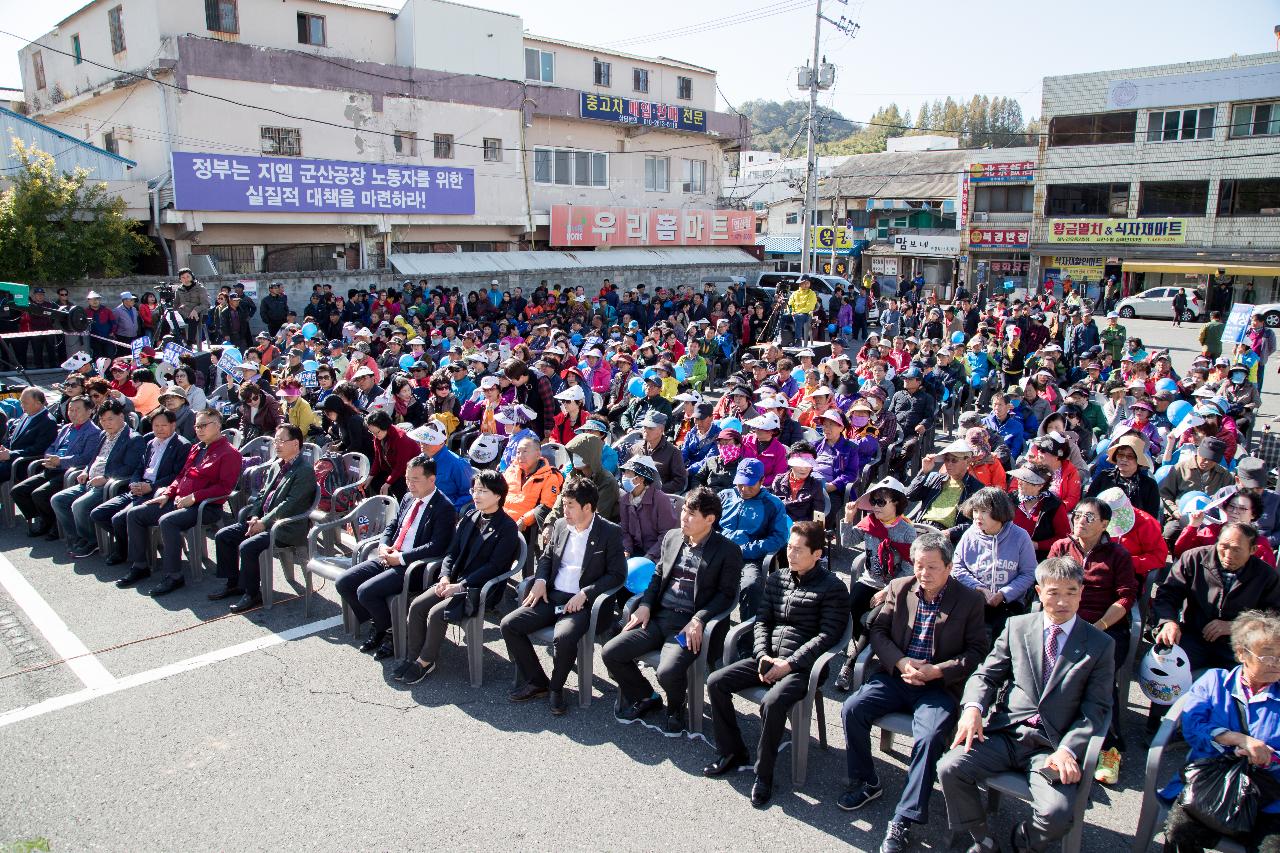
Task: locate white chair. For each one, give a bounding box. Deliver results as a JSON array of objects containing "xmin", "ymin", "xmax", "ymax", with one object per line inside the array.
[
  {"xmin": 510, "ymin": 576, "xmax": 624, "ymax": 708},
  {"xmin": 429, "ymin": 537, "xmax": 527, "ymax": 688},
  {"xmin": 302, "ymin": 494, "xmax": 399, "ymax": 630}
]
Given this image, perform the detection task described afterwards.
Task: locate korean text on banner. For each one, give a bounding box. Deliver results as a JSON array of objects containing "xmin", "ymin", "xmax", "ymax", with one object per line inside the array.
[
  {"xmin": 298, "ymin": 371, "xmax": 318, "ymax": 389},
  {"xmin": 1047, "ymin": 218, "xmax": 1188, "ymax": 245},
  {"xmin": 579, "ymin": 93, "xmax": 707, "ymax": 133},
  {"xmin": 160, "ymin": 342, "xmax": 193, "ymax": 366},
  {"xmin": 549, "ymin": 204, "xmax": 754, "ymax": 247},
  {"xmin": 1222, "ymin": 303, "xmax": 1255, "ymax": 347},
  {"xmin": 216, "ymin": 351, "xmax": 244, "ymax": 382},
  {"xmin": 131, "ymin": 336, "xmax": 152, "ymax": 361}
]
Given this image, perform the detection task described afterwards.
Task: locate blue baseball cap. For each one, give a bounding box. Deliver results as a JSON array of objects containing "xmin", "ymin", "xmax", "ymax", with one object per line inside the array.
[
  {"xmin": 733, "ymin": 458, "xmax": 766, "ymax": 486},
  {"xmin": 900, "ymin": 366, "xmax": 923, "ymax": 379}
]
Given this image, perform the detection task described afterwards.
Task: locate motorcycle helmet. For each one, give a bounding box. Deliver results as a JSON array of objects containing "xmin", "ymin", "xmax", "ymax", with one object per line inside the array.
[
  {"xmin": 467, "ymin": 433, "xmax": 504, "ymax": 466},
  {"xmin": 1138, "ymin": 643, "xmax": 1193, "ymax": 706}
]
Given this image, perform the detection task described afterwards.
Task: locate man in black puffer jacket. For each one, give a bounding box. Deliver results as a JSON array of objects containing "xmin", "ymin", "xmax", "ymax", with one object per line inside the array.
[{"xmin": 703, "ymin": 520, "xmax": 848, "ymax": 807}]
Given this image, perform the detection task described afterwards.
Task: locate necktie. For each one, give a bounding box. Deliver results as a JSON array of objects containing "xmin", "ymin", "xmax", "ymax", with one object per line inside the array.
[
  {"xmin": 393, "ymin": 500, "xmax": 421, "ymax": 551},
  {"xmin": 1027, "ymin": 623, "xmax": 1063, "ymax": 728}
]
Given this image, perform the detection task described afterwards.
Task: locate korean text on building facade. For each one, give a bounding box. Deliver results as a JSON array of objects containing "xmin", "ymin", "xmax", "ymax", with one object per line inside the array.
[
  {"xmin": 1047, "ymin": 218, "xmax": 1188, "ymax": 245},
  {"xmin": 549, "ymin": 204, "xmax": 754, "ymax": 247},
  {"xmin": 988, "ymin": 260, "xmax": 1030, "ymax": 275},
  {"xmin": 578, "ymin": 93, "xmax": 707, "ymax": 133},
  {"xmin": 171, "ymin": 152, "xmax": 476, "ymax": 215},
  {"xmin": 968, "ymin": 161, "xmax": 1036, "ymax": 183},
  {"xmin": 968, "ymin": 228, "xmax": 1030, "ymax": 248},
  {"xmin": 891, "ymin": 234, "xmax": 961, "ymax": 257}
]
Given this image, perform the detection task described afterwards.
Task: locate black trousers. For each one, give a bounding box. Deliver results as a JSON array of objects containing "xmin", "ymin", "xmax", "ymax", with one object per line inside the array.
[
  {"xmin": 601, "ymin": 608, "xmax": 697, "ymax": 708},
  {"xmin": 334, "ymin": 558, "xmax": 407, "ymax": 634},
  {"xmin": 707, "ymin": 657, "xmax": 808, "ymax": 784},
  {"xmin": 501, "ymin": 590, "xmax": 593, "ymax": 691},
  {"xmin": 13, "ymin": 466, "xmax": 65, "ymax": 528},
  {"xmin": 213, "ymin": 519, "xmax": 273, "ymax": 594},
  {"xmin": 90, "ymin": 491, "xmax": 141, "ymax": 559},
  {"xmin": 1164, "ymin": 801, "xmax": 1280, "ymax": 853}
]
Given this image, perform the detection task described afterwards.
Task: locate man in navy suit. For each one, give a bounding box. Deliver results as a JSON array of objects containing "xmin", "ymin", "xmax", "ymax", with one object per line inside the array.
[
  {"xmin": 54, "ymin": 399, "xmax": 146, "ymax": 558},
  {"xmin": 91, "ymin": 409, "xmax": 190, "ymax": 569},
  {"xmin": 0, "ymin": 388, "xmax": 58, "ymax": 485},
  {"xmin": 335, "ymin": 454, "xmax": 456, "ymax": 660}
]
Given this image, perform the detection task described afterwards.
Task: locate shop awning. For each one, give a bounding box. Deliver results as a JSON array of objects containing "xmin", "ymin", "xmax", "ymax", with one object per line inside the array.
[{"xmin": 1122, "ymin": 260, "xmax": 1280, "ymax": 277}]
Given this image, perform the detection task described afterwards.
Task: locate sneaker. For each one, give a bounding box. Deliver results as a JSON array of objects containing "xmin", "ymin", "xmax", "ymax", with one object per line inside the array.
[
  {"xmin": 662, "ymin": 706, "xmax": 687, "ymax": 738},
  {"xmin": 837, "ymin": 780, "xmax": 883, "ymax": 811},
  {"xmin": 396, "ymin": 660, "xmax": 435, "ymax": 685},
  {"xmin": 834, "ymin": 660, "xmax": 855, "ymax": 692},
  {"xmin": 70, "ymin": 542, "xmax": 99, "ymax": 559},
  {"xmin": 615, "ymin": 693, "xmax": 663, "ymax": 723},
  {"xmin": 1094, "ymin": 747, "xmax": 1121, "ymax": 785},
  {"xmin": 880, "ymin": 819, "xmax": 912, "ymax": 853}
]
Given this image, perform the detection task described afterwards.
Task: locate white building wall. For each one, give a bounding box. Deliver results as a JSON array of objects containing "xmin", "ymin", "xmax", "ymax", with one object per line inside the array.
[
  {"xmin": 524, "ymin": 37, "xmax": 716, "ymax": 113},
  {"xmin": 395, "ymin": 0, "xmax": 523, "ymax": 80}
]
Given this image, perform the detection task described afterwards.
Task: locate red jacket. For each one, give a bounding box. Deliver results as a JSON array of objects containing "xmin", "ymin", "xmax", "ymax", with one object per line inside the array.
[
  {"xmin": 1047, "ymin": 534, "xmax": 1139, "ymax": 624},
  {"xmin": 1052, "ymin": 462, "xmax": 1083, "ymax": 515},
  {"xmin": 1175, "ymin": 523, "xmax": 1277, "ymax": 567},
  {"xmin": 170, "ymin": 437, "xmax": 242, "ymax": 505},
  {"xmin": 550, "ymin": 411, "xmax": 582, "ymax": 446},
  {"xmin": 1115, "ymin": 508, "xmax": 1169, "ymax": 578},
  {"xmin": 372, "ymin": 424, "xmax": 420, "ymax": 485}
]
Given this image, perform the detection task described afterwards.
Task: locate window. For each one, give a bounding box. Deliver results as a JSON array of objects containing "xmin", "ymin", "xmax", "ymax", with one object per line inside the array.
[
  {"xmin": 677, "ymin": 76, "xmax": 692, "ymax": 100},
  {"xmin": 102, "ymin": 130, "xmax": 118, "ymax": 155},
  {"xmin": 644, "ymin": 155, "xmax": 669, "ymax": 192},
  {"xmin": 682, "ymin": 158, "xmax": 706, "ymax": 193},
  {"xmin": 633, "ymin": 68, "xmax": 649, "ymax": 94},
  {"xmin": 525, "ymin": 48, "xmax": 553, "ymax": 83},
  {"xmin": 206, "ymin": 0, "xmax": 238, "ymax": 34},
  {"xmin": 31, "ymin": 51, "xmax": 45, "ymax": 90},
  {"xmin": 1218, "ymin": 178, "xmax": 1280, "ymax": 216},
  {"xmin": 532, "ymin": 147, "xmax": 607, "ymax": 187},
  {"xmin": 71, "ymin": 35, "xmax": 82, "ymax": 65},
  {"xmin": 1147, "ymin": 108, "xmax": 1214, "ymax": 142},
  {"xmin": 784, "ymin": 212, "xmax": 799, "ymax": 225},
  {"xmin": 264, "ymin": 244, "xmax": 338, "ymax": 273},
  {"xmin": 108, "ymin": 5, "xmax": 126, "ymax": 54},
  {"xmin": 1047, "ymin": 111, "xmax": 1136, "ymax": 146},
  {"xmin": 1138, "ymin": 180, "xmax": 1210, "ymax": 216},
  {"xmin": 593, "ymin": 59, "xmax": 611, "ymax": 87},
  {"xmin": 1045, "ymin": 183, "xmax": 1130, "ymax": 217},
  {"xmin": 202, "ymin": 245, "xmax": 257, "ymax": 275},
  {"xmin": 844, "ymin": 210, "xmax": 871, "ymax": 228},
  {"xmin": 483, "ymin": 138, "xmax": 502, "ymax": 162},
  {"xmin": 974, "ymin": 185, "xmax": 1033, "ymax": 213},
  {"xmin": 393, "ymin": 131, "xmax": 416, "ymax": 156},
  {"xmin": 260, "ymin": 126, "xmax": 302, "ymax": 157},
  {"xmin": 433, "ymin": 133, "xmax": 453, "ymax": 159},
  {"xmin": 1231, "ymin": 102, "xmax": 1280, "ymax": 139},
  {"xmin": 297, "ymin": 13, "xmax": 326, "ymax": 46}
]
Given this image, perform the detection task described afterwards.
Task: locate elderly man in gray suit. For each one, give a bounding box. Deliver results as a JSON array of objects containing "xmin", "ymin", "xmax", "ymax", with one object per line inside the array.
[{"xmin": 938, "ymin": 556, "xmax": 1114, "ymax": 853}]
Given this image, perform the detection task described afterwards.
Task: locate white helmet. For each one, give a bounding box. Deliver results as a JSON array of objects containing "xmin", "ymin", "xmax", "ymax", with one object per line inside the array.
[
  {"xmin": 1138, "ymin": 643, "xmax": 1194, "ymax": 706},
  {"xmin": 467, "ymin": 433, "xmax": 505, "ymax": 465}
]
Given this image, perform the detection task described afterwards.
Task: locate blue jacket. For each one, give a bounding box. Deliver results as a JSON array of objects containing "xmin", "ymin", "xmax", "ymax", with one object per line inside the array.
[
  {"xmin": 91, "ymin": 427, "xmax": 147, "ymax": 481},
  {"xmin": 984, "ymin": 411, "xmax": 1026, "ymax": 460},
  {"xmin": 46, "ymin": 420, "xmax": 104, "ymax": 471},
  {"xmin": 965, "ymin": 351, "xmax": 992, "ymax": 387},
  {"xmin": 717, "ymin": 487, "xmax": 791, "ymax": 562},
  {"xmin": 680, "ymin": 423, "xmax": 721, "ymax": 469},
  {"xmin": 430, "ymin": 445, "xmax": 475, "ymax": 513}
]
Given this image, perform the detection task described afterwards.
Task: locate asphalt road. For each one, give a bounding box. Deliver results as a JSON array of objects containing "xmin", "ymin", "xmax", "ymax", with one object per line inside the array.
[{"xmin": 0, "ymin": 316, "xmax": 1262, "ymax": 852}]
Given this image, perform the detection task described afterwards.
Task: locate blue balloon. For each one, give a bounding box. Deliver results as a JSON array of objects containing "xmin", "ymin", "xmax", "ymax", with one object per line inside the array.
[
  {"xmin": 827, "ymin": 324, "xmax": 837, "ymax": 335},
  {"xmin": 1093, "ymin": 437, "xmax": 1111, "ymax": 460},
  {"xmin": 440, "ymin": 339, "xmax": 451, "ymax": 351},
  {"xmin": 301, "ymin": 322, "xmax": 319, "ymax": 340},
  {"xmin": 791, "ymin": 366, "xmax": 805, "ymax": 383},
  {"xmin": 439, "ymin": 356, "xmax": 450, "ymax": 368},
  {"xmin": 1154, "ymin": 463, "xmax": 1175, "ymax": 484},
  {"xmin": 627, "ymin": 377, "xmax": 645, "ymax": 398},
  {"xmin": 399, "ymin": 354, "xmax": 415, "ymax": 370},
  {"xmin": 674, "ymin": 364, "xmax": 687, "ymax": 382},
  {"xmin": 626, "ymin": 557, "xmax": 657, "ymax": 595},
  {"xmin": 1167, "ymin": 400, "xmax": 1192, "ymax": 427},
  {"xmin": 571, "ymin": 333, "xmax": 583, "ymax": 347},
  {"xmin": 951, "ymin": 331, "xmax": 966, "ymax": 345},
  {"xmin": 302, "ymin": 359, "xmax": 319, "ymax": 372},
  {"xmin": 1177, "ymin": 490, "xmax": 1211, "ymax": 517},
  {"xmin": 1155, "ymin": 378, "xmax": 1179, "ymax": 394}
]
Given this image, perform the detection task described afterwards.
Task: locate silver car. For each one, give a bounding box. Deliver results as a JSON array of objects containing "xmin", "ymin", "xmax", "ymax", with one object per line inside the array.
[{"xmin": 1116, "ymin": 286, "xmax": 1203, "ymax": 322}]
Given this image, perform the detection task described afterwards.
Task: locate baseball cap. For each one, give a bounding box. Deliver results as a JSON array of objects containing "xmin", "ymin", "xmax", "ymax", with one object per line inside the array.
[
  {"xmin": 733, "ymin": 458, "xmax": 766, "ymax": 486},
  {"xmin": 638, "ymin": 411, "xmax": 669, "ymax": 429},
  {"xmin": 1237, "ymin": 457, "xmax": 1268, "ymax": 489}
]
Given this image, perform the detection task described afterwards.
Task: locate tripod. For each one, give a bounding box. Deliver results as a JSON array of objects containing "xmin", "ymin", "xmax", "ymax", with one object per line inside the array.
[{"xmin": 0, "ymin": 333, "xmax": 41, "ymax": 388}]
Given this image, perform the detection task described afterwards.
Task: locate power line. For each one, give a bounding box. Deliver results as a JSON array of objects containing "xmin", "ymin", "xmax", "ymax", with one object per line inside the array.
[{"xmin": 603, "ymin": 0, "xmax": 813, "ymax": 48}]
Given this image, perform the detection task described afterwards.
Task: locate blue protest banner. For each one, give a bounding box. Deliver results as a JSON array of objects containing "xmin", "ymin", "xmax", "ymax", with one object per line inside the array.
[
  {"xmin": 160, "ymin": 342, "xmax": 193, "ymax": 366},
  {"xmin": 131, "ymin": 336, "xmax": 152, "ymax": 361},
  {"xmin": 1222, "ymin": 303, "xmax": 1255, "ymax": 347}
]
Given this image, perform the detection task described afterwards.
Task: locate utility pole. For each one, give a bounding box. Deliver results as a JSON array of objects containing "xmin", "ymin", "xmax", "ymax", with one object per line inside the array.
[{"xmin": 799, "ymin": 0, "xmax": 823, "ymax": 278}]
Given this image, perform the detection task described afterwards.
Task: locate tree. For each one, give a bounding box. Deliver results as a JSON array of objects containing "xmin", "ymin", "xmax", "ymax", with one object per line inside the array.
[
  {"xmin": 0, "ymin": 137, "xmax": 152, "ymax": 282},
  {"xmin": 738, "ymin": 99, "xmax": 859, "ymax": 152},
  {"xmin": 819, "ymin": 103, "xmax": 906, "ymax": 155}
]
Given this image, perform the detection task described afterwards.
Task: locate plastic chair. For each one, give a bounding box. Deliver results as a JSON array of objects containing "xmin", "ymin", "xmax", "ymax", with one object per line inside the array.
[
  {"xmin": 257, "ymin": 474, "xmax": 323, "ymax": 610},
  {"xmin": 239, "ymin": 435, "xmax": 274, "ymax": 465},
  {"xmin": 302, "ymin": 494, "xmax": 399, "ymax": 628},
  {"xmin": 720, "ymin": 615, "xmax": 852, "ymax": 785},
  {"xmin": 220, "ymin": 427, "xmax": 243, "ymax": 448},
  {"xmin": 93, "ymin": 477, "xmax": 131, "ymax": 555},
  {"xmin": 0, "ymin": 458, "xmax": 22, "ymax": 528},
  {"xmin": 511, "ymin": 576, "xmax": 624, "ymax": 708},
  {"xmin": 454, "ymin": 537, "xmax": 526, "ymax": 687}
]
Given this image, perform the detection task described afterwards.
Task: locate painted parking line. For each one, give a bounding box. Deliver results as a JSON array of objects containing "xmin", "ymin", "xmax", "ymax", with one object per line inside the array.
[
  {"xmin": 0, "ymin": 615, "xmax": 342, "ymax": 729},
  {"xmin": 0, "ymin": 553, "xmax": 114, "ymax": 690}
]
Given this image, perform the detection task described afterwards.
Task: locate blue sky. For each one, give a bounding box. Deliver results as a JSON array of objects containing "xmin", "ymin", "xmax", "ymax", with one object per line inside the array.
[{"xmin": 2, "ymin": 0, "xmax": 1278, "ymax": 132}]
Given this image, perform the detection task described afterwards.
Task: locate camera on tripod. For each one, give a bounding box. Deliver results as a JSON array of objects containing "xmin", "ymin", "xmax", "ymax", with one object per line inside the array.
[
  {"xmin": 0, "ymin": 282, "xmax": 89, "ymax": 333},
  {"xmin": 154, "ymin": 282, "xmax": 177, "ymax": 307}
]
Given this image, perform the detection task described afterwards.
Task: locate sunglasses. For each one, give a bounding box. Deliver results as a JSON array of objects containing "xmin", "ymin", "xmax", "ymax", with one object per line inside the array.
[
  {"xmin": 868, "ymin": 497, "xmax": 888, "ymax": 507},
  {"xmin": 1070, "ymin": 511, "xmax": 1099, "ymax": 524}
]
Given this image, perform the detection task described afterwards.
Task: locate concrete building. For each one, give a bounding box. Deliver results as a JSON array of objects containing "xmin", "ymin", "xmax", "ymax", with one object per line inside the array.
[
  {"xmin": 1033, "ymin": 51, "xmax": 1280, "ymax": 309},
  {"xmin": 15, "ymin": 0, "xmax": 752, "ymax": 282},
  {"xmin": 722, "ymin": 151, "xmax": 850, "ymax": 210}
]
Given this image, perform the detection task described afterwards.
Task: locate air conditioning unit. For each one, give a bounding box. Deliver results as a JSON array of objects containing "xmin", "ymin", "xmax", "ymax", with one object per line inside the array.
[{"xmin": 974, "ymin": 212, "xmax": 989, "ymax": 222}]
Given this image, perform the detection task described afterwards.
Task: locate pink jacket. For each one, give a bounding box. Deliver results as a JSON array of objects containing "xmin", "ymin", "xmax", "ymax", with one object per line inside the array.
[{"xmin": 743, "ymin": 434, "xmax": 787, "ymax": 483}]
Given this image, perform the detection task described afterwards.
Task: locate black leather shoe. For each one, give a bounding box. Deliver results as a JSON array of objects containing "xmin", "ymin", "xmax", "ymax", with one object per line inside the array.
[
  {"xmin": 1008, "ymin": 822, "xmax": 1030, "ymax": 853},
  {"xmin": 26, "ymin": 522, "xmax": 47, "ymax": 538},
  {"xmin": 104, "ymin": 553, "xmax": 126, "ymax": 566},
  {"xmin": 359, "ymin": 629, "xmax": 388, "ymax": 654},
  {"xmin": 371, "ymin": 641, "xmax": 395, "ymax": 661},
  {"xmin": 549, "ymin": 689, "xmax": 567, "ymax": 715},
  {"xmin": 228, "ymin": 594, "xmax": 262, "ymax": 613},
  {"xmin": 115, "ymin": 567, "xmax": 150, "ymax": 589},
  {"xmin": 703, "ymin": 753, "xmax": 749, "ymax": 777},
  {"xmin": 207, "ymin": 583, "xmax": 243, "ymax": 601},
  {"xmin": 509, "ymin": 683, "xmax": 550, "ymax": 703},
  {"xmin": 750, "ymin": 779, "xmax": 772, "ymax": 807},
  {"xmin": 148, "ymin": 576, "xmax": 185, "ymax": 597}
]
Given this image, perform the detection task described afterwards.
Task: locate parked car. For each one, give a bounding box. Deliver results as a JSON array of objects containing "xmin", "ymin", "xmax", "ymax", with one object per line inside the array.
[
  {"xmin": 1116, "ymin": 286, "xmax": 1204, "ymax": 322},
  {"xmin": 1251, "ymin": 302, "xmax": 1280, "ymax": 328}
]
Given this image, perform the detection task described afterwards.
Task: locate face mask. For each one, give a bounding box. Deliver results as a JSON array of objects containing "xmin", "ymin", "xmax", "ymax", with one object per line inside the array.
[
  {"xmin": 1232, "ymin": 372, "xmax": 1246, "ymax": 383},
  {"xmin": 850, "ymin": 414, "xmax": 870, "ymax": 427},
  {"xmin": 620, "ymin": 476, "xmax": 637, "ymax": 494},
  {"xmin": 571, "ymin": 454, "xmax": 585, "ymax": 469}
]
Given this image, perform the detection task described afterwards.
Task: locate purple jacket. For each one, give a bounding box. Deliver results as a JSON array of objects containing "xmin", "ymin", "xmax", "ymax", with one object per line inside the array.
[
  {"xmin": 813, "ymin": 435, "xmax": 860, "ymax": 493},
  {"xmin": 619, "ymin": 483, "xmax": 679, "ymax": 561}
]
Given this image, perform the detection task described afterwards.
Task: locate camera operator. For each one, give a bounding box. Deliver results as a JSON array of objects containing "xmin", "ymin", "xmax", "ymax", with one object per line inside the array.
[
  {"xmin": 26, "ymin": 287, "xmax": 56, "ymax": 369},
  {"xmin": 172, "ymin": 268, "xmax": 211, "ymax": 349}
]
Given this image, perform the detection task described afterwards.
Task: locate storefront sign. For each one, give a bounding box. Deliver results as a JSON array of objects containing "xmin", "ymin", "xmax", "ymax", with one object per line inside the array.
[
  {"xmin": 579, "ymin": 93, "xmax": 707, "ymax": 133},
  {"xmin": 968, "ymin": 228, "xmax": 1030, "ymax": 248},
  {"xmin": 171, "ymin": 152, "xmax": 476, "ymax": 215},
  {"xmin": 968, "ymin": 161, "xmax": 1035, "ymax": 183},
  {"xmin": 871, "ymin": 257, "xmax": 899, "ymax": 276},
  {"xmin": 549, "ymin": 204, "xmax": 754, "ymax": 247},
  {"xmin": 891, "ymin": 234, "xmax": 960, "ymax": 257},
  {"xmin": 809, "ymin": 226, "xmax": 854, "ymax": 250},
  {"xmin": 1052, "ymin": 256, "xmax": 1106, "ymax": 280},
  {"xmin": 1047, "ymin": 218, "xmax": 1188, "ymax": 244},
  {"xmin": 988, "ymin": 259, "xmax": 1029, "ymax": 275}
]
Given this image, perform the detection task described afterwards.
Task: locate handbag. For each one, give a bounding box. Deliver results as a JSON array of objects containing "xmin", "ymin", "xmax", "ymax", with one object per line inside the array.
[{"xmin": 1179, "ymin": 697, "xmax": 1280, "ymax": 838}]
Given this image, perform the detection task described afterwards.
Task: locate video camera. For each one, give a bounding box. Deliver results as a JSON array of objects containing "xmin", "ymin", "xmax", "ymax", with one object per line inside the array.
[
  {"xmin": 154, "ymin": 281, "xmax": 177, "ymax": 307},
  {"xmin": 0, "ymin": 282, "xmax": 90, "ymax": 333}
]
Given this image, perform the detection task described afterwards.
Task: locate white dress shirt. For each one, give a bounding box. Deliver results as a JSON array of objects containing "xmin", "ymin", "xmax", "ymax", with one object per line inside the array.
[
  {"xmin": 554, "ymin": 516, "xmax": 595, "ymax": 595},
  {"xmin": 394, "ymin": 488, "xmax": 436, "ymax": 555},
  {"xmin": 143, "ymin": 435, "xmax": 173, "ymax": 484}
]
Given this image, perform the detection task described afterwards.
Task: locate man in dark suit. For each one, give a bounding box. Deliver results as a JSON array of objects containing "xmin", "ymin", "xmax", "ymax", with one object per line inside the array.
[
  {"xmin": 0, "ymin": 388, "xmax": 57, "ymax": 485},
  {"xmin": 54, "ymin": 399, "xmax": 146, "ymax": 558},
  {"xmin": 335, "ymin": 454, "xmax": 456, "ymax": 660},
  {"xmin": 839, "ymin": 532, "xmax": 989, "ymax": 853},
  {"xmin": 502, "ymin": 477, "xmax": 626, "ymax": 715},
  {"xmin": 208, "ymin": 424, "xmax": 317, "ymax": 612},
  {"xmin": 939, "ymin": 556, "xmax": 1115, "ymax": 853},
  {"xmin": 93, "ymin": 409, "xmax": 190, "ymax": 567},
  {"xmin": 704, "ymin": 520, "xmax": 847, "ymax": 807},
  {"xmin": 601, "ymin": 485, "xmax": 743, "ymax": 737},
  {"xmin": 14, "ymin": 394, "xmax": 102, "ymax": 537}
]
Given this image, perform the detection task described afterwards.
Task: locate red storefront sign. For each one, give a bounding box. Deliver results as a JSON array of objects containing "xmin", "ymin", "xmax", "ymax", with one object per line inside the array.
[
  {"xmin": 968, "ymin": 227, "xmax": 1030, "ymax": 248},
  {"xmin": 549, "ymin": 204, "xmax": 755, "ymax": 247},
  {"xmin": 968, "ymin": 161, "xmax": 1036, "ymax": 182}
]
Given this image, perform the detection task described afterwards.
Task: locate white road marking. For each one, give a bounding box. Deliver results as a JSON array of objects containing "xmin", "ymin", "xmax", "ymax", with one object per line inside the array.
[
  {"xmin": 0, "ymin": 615, "xmax": 342, "ymax": 729},
  {"xmin": 0, "ymin": 553, "xmax": 114, "ymax": 689}
]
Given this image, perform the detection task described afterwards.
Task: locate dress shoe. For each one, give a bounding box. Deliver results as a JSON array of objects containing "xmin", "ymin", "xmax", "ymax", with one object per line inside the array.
[
  {"xmin": 549, "ymin": 689, "xmax": 567, "ymax": 716},
  {"xmin": 359, "ymin": 629, "xmax": 388, "ymax": 654},
  {"xmin": 148, "ymin": 576, "xmax": 185, "ymax": 597},
  {"xmin": 750, "ymin": 778, "xmax": 772, "ymax": 807},
  {"xmin": 115, "ymin": 567, "xmax": 150, "ymax": 589},
  {"xmin": 70, "ymin": 542, "xmax": 100, "ymax": 559},
  {"xmin": 27, "ymin": 521, "xmax": 48, "ymax": 538},
  {"xmin": 228, "ymin": 594, "xmax": 262, "ymax": 613},
  {"xmin": 703, "ymin": 753, "xmax": 749, "ymax": 777},
  {"xmin": 207, "ymin": 583, "xmax": 243, "ymax": 601},
  {"xmin": 1008, "ymin": 822, "xmax": 1031, "ymax": 853},
  {"xmin": 663, "ymin": 706, "xmax": 688, "ymax": 737},
  {"xmin": 371, "ymin": 641, "xmax": 395, "ymax": 661},
  {"xmin": 615, "ymin": 693, "xmax": 663, "ymax": 723},
  {"xmin": 509, "ymin": 683, "xmax": 550, "ymax": 703},
  {"xmin": 104, "ymin": 553, "xmax": 126, "ymax": 566}
]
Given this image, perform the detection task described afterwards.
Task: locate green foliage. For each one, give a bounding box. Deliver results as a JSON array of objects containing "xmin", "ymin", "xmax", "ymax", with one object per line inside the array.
[
  {"xmin": 739, "ymin": 99, "xmax": 858, "ymax": 152},
  {"xmin": 2, "ymin": 839, "xmax": 52, "ymax": 853},
  {"xmin": 0, "ymin": 137, "xmax": 152, "ymax": 283},
  {"xmin": 815, "ymin": 96, "xmax": 1036, "ymax": 155}
]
